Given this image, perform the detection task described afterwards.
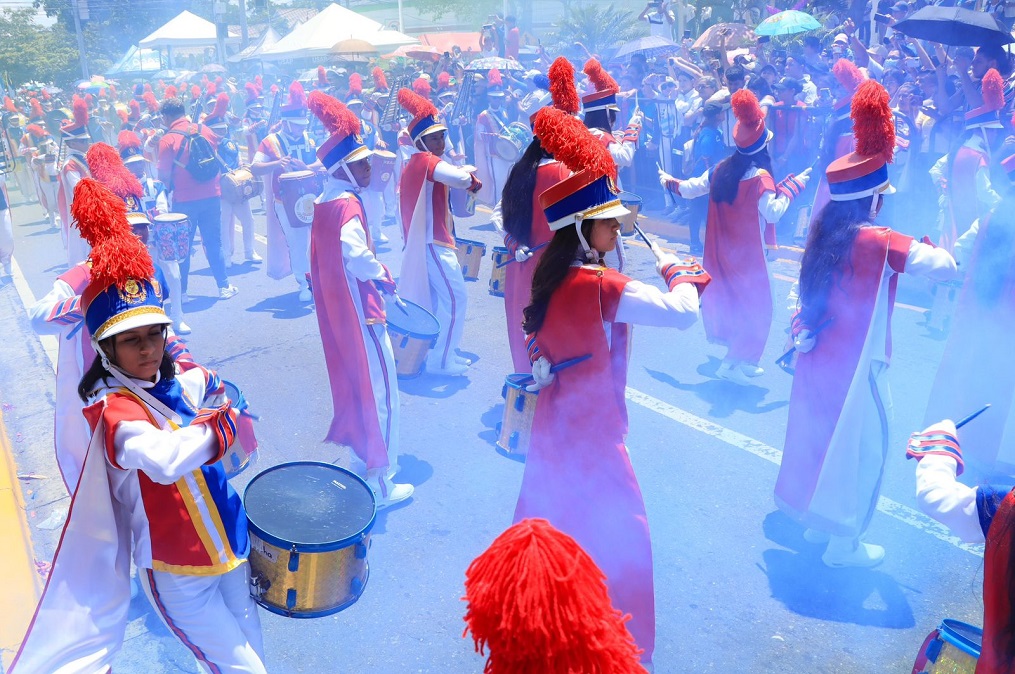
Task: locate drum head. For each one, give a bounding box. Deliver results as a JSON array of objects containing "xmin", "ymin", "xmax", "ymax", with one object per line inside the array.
[
  {"xmin": 244, "ymin": 462, "xmax": 376, "ymax": 552},
  {"xmin": 387, "ymin": 299, "xmax": 439, "ymax": 339},
  {"xmin": 940, "ymin": 620, "xmax": 983, "ymax": 656},
  {"xmin": 279, "ymin": 169, "xmax": 314, "ymax": 181},
  {"xmin": 154, "ymin": 213, "xmax": 188, "ymax": 223}
]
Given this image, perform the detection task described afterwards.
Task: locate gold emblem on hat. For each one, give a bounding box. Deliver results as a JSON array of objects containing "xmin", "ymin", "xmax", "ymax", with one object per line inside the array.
[{"xmin": 118, "ymin": 278, "xmax": 148, "ymax": 304}]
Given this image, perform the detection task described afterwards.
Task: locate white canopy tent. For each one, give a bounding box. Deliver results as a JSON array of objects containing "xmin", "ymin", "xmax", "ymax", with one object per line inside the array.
[
  {"xmin": 259, "ymin": 4, "xmax": 416, "ymax": 61},
  {"xmin": 106, "ymin": 45, "xmax": 162, "ymax": 76},
  {"xmin": 227, "ymin": 26, "xmax": 282, "ymax": 63},
  {"xmin": 139, "ymin": 10, "xmax": 238, "ymax": 49}
]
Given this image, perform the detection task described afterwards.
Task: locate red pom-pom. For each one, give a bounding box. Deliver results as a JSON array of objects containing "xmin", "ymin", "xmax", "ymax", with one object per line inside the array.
[
  {"xmin": 533, "ymin": 107, "xmax": 616, "ymax": 182},
  {"xmin": 26, "ymin": 124, "xmax": 46, "ymax": 139},
  {"xmin": 982, "ymin": 68, "xmax": 1004, "ymax": 112},
  {"xmin": 833, "ymin": 58, "xmax": 864, "ymax": 95},
  {"xmin": 288, "ymin": 80, "xmax": 306, "ymax": 108},
  {"xmin": 412, "ymin": 77, "xmax": 432, "ymax": 98},
  {"xmin": 85, "ymin": 93, "xmax": 93, "ymax": 107},
  {"xmin": 207, "ymin": 82, "xmax": 217, "ymax": 97},
  {"xmin": 210, "ymin": 92, "xmax": 229, "ymax": 118},
  {"xmin": 30, "ymin": 98, "xmax": 43, "ymax": 119},
  {"xmin": 3, "ymin": 96, "xmax": 16, "ymax": 113},
  {"xmin": 398, "ymin": 87, "xmax": 438, "ymax": 119},
  {"xmin": 549, "ymin": 57, "xmax": 579, "ymax": 115},
  {"xmin": 488, "ymin": 68, "xmax": 503, "ymax": 87},
  {"xmin": 144, "ymin": 83, "xmax": 153, "ymax": 93},
  {"xmin": 109, "ymin": 84, "xmax": 117, "ymax": 99},
  {"xmin": 163, "ymin": 85, "xmax": 178, "ymax": 100},
  {"xmin": 88, "ymin": 232, "xmax": 155, "ymax": 294},
  {"xmin": 437, "ymin": 71, "xmax": 450, "ymax": 91},
  {"xmin": 71, "ymin": 178, "xmax": 133, "ymax": 247},
  {"xmin": 71, "ymin": 96, "xmax": 88, "ymax": 126},
  {"xmin": 116, "ymin": 109, "xmax": 128, "ymax": 124},
  {"xmin": 190, "ymin": 84, "xmax": 201, "ymax": 100},
  {"xmin": 143, "ymin": 92, "xmax": 159, "ymax": 114},
  {"xmin": 117, "ymin": 130, "xmax": 142, "ymax": 152},
  {"xmin": 42, "ymin": 89, "xmax": 51, "ymax": 101},
  {"xmin": 731, "ymin": 89, "xmax": 764, "ymax": 128},
  {"xmin": 308, "ymin": 90, "xmax": 360, "ymax": 137},
  {"xmin": 86, "ymin": 142, "xmax": 143, "ymax": 200},
  {"xmin": 255, "ymin": 75, "xmax": 263, "ymax": 92},
  {"xmin": 270, "ymin": 84, "xmax": 279, "ymax": 95},
  {"xmin": 852, "ymin": 79, "xmax": 895, "ymax": 162},
  {"xmin": 372, "ymin": 66, "xmax": 388, "ymax": 91},
  {"xmin": 317, "ymin": 65, "xmax": 327, "ymax": 87},
  {"xmin": 583, "ymin": 58, "xmax": 619, "ymax": 95},
  {"xmin": 128, "ymin": 99, "xmax": 140, "ymax": 119},
  {"xmin": 245, "ymin": 82, "xmax": 258, "ymax": 101},
  {"xmin": 349, "ymin": 73, "xmax": 363, "ymax": 96}
]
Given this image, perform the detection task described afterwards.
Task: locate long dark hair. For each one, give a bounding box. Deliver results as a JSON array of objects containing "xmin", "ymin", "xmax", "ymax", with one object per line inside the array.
[
  {"xmin": 972, "ymin": 185, "xmax": 1015, "ymax": 307},
  {"xmin": 78, "ymin": 337, "xmax": 176, "ymax": 402},
  {"xmin": 710, "ymin": 146, "xmax": 773, "ymax": 205},
  {"xmin": 522, "ymin": 220, "xmax": 595, "ymax": 335},
  {"xmin": 501, "ymin": 136, "xmax": 548, "ymax": 247},
  {"xmin": 583, "ymin": 108, "xmax": 615, "ymax": 133},
  {"xmin": 797, "ymin": 197, "xmax": 873, "ymax": 328}
]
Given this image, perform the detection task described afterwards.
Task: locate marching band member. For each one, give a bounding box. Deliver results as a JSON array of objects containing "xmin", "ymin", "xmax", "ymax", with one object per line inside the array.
[
  {"xmin": 204, "ymin": 92, "xmax": 261, "ymax": 268},
  {"xmin": 396, "ymin": 87, "xmax": 482, "ymax": 376},
  {"xmin": 251, "ymin": 81, "xmax": 320, "ymax": 300},
  {"xmin": 491, "ymin": 56, "xmax": 574, "ymax": 372},
  {"xmin": 241, "ymin": 82, "xmax": 267, "ymax": 165},
  {"xmin": 517, "ymin": 107, "xmax": 710, "ymax": 669},
  {"xmin": 117, "ymin": 131, "xmax": 191, "ymax": 336},
  {"xmin": 473, "ymin": 68, "xmax": 512, "ymax": 207},
  {"xmin": 907, "ymin": 420, "xmax": 1015, "ymax": 673},
  {"xmin": 308, "ymin": 90, "xmax": 413, "ymax": 507},
  {"xmin": 22, "ymin": 123, "xmax": 60, "ymax": 230},
  {"xmin": 346, "ymin": 73, "xmax": 388, "ymax": 246},
  {"xmin": 775, "ymin": 81, "xmax": 958, "ymax": 568},
  {"xmin": 57, "ymin": 95, "xmax": 92, "ymax": 267},
  {"xmin": 659, "ymin": 89, "xmax": 808, "ymax": 385},
  {"xmin": 922, "ymin": 136, "xmax": 1015, "ymax": 476},
  {"xmin": 11, "ymin": 180, "xmax": 265, "ymax": 674}
]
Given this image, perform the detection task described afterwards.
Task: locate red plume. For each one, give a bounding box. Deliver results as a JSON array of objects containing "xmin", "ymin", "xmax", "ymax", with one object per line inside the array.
[
  {"xmin": 144, "ymin": 83, "xmax": 153, "ymax": 94},
  {"xmin": 26, "ymin": 124, "xmax": 46, "ymax": 139},
  {"xmin": 270, "ymin": 84, "xmax": 279, "ymax": 95},
  {"xmin": 851, "ymin": 79, "xmax": 895, "ymax": 163},
  {"xmin": 86, "ymin": 142, "xmax": 143, "ymax": 200},
  {"xmin": 210, "ymin": 92, "xmax": 229, "ymax": 118},
  {"xmin": 143, "ymin": 92, "xmax": 159, "ymax": 114},
  {"xmin": 533, "ymin": 107, "xmax": 616, "ymax": 182},
  {"xmin": 412, "ymin": 77, "xmax": 431, "ymax": 98},
  {"xmin": 117, "ymin": 129, "xmax": 142, "ymax": 152},
  {"xmin": 549, "ymin": 57, "xmax": 579, "ymax": 115},
  {"xmin": 109, "ymin": 84, "xmax": 117, "ymax": 99},
  {"xmin": 88, "ymin": 231, "xmax": 155, "ymax": 294},
  {"xmin": 85, "ymin": 93, "xmax": 94, "ymax": 107},
  {"xmin": 349, "ymin": 73, "xmax": 363, "ymax": 96},
  {"xmin": 70, "ymin": 178, "xmax": 133, "ymax": 247},
  {"xmin": 30, "ymin": 98, "xmax": 43, "ymax": 118},
  {"xmin": 488, "ymin": 68, "xmax": 503, "ymax": 87},
  {"xmin": 317, "ymin": 65, "xmax": 327, "ymax": 87},
  {"xmin": 117, "ymin": 109, "xmax": 128, "ymax": 124},
  {"xmin": 164, "ymin": 85, "xmax": 178, "ymax": 100},
  {"xmin": 72, "ymin": 95, "xmax": 89, "ymax": 126},
  {"xmin": 156, "ymin": 80, "xmax": 165, "ymax": 93},
  {"xmin": 207, "ymin": 82, "xmax": 217, "ymax": 96},
  {"xmin": 982, "ymin": 68, "xmax": 1004, "ymax": 112},
  {"xmin": 372, "ymin": 66, "xmax": 388, "ymax": 91},
  {"xmin": 308, "ymin": 90, "xmax": 360, "ymax": 136},
  {"xmin": 254, "ymin": 74, "xmax": 263, "ymax": 91},
  {"xmin": 3, "ymin": 96, "xmax": 16, "ymax": 113},
  {"xmin": 98, "ymin": 88, "xmax": 107, "ymax": 99},
  {"xmin": 215, "ymin": 76, "xmax": 223, "ymax": 86},
  {"xmin": 42, "ymin": 89, "xmax": 51, "ymax": 101},
  {"xmin": 832, "ymin": 58, "xmax": 864, "ymax": 95},
  {"xmin": 397, "ymin": 87, "xmax": 438, "ymax": 119},
  {"xmin": 288, "ymin": 80, "xmax": 306, "ymax": 108},
  {"xmin": 201, "ymin": 75, "xmax": 209, "ymax": 86},
  {"xmin": 245, "ymin": 82, "xmax": 258, "ymax": 100},
  {"xmin": 190, "ymin": 84, "xmax": 201, "ymax": 100},
  {"xmin": 583, "ymin": 59, "xmax": 619, "ymax": 95},
  {"xmin": 128, "ymin": 99, "xmax": 140, "ymax": 119},
  {"xmin": 437, "ymin": 71, "xmax": 450, "ymax": 90},
  {"xmin": 731, "ymin": 89, "xmax": 764, "ymax": 128}
]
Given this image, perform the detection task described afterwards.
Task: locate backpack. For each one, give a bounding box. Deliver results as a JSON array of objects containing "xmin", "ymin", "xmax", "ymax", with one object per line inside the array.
[
  {"xmin": 217, "ymin": 136, "xmax": 240, "ymax": 171},
  {"xmin": 168, "ymin": 124, "xmax": 220, "ymax": 186}
]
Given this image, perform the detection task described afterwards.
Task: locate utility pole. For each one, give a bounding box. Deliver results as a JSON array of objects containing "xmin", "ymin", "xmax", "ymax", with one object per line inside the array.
[
  {"xmin": 239, "ymin": 0, "xmax": 249, "ymax": 48},
  {"xmin": 72, "ymin": 0, "xmax": 89, "ymax": 79}
]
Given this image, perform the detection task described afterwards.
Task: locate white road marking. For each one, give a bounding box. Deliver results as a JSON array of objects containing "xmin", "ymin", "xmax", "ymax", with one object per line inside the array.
[
  {"xmin": 9, "ymin": 258, "xmax": 56, "ymax": 372},
  {"xmin": 624, "ymin": 386, "xmax": 985, "ymax": 558}
]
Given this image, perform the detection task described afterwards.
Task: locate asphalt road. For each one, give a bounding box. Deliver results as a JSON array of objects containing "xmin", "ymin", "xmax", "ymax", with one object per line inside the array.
[{"xmin": 0, "ymin": 181, "xmax": 986, "ymax": 674}]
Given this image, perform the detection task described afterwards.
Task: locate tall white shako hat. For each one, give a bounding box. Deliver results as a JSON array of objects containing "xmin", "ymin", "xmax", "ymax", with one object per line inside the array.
[
  {"xmin": 826, "ymin": 79, "xmax": 897, "ymax": 202},
  {"xmin": 309, "ymin": 90, "xmax": 372, "ymax": 175}
]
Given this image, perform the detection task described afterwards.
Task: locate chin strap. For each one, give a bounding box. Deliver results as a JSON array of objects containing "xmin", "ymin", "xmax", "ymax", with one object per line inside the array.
[
  {"xmin": 95, "ymin": 341, "xmax": 182, "ymax": 426},
  {"xmin": 574, "ymin": 217, "xmax": 599, "ymax": 264}
]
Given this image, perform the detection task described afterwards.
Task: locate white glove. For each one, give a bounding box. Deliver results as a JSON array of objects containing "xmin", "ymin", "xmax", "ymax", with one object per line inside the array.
[
  {"xmin": 794, "ymin": 329, "xmax": 816, "ymax": 354},
  {"xmin": 515, "ymin": 246, "xmax": 532, "ymax": 263},
  {"xmin": 658, "ymin": 167, "xmax": 676, "ymax": 188},
  {"xmin": 629, "ymin": 111, "xmax": 643, "ymax": 126},
  {"xmin": 796, "ymin": 171, "xmax": 812, "ymax": 188},
  {"xmin": 655, "ymin": 251, "xmax": 680, "ymax": 275},
  {"xmin": 526, "ymin": 356, "xmax": 555, "ymax": 393}
]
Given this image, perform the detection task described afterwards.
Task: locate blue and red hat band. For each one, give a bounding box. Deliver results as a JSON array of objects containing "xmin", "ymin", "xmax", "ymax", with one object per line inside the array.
[
  {"xmin": 737, "ymin": 127, "xmax": 772, "ymax": 155},
  {"xmin": 409, "ymin": 115, "xmax": 444, "ymax": 142},
  {"xmin": 321, "ymin": 134, "xmax": 368, "ymax": 170},
  {"xmin": 965, "ymin": 109, "xmax": 1001, "ymax": 129},
  {"xmin": 543, "ymin": 174, "xmax": 617, "ymax": 224},
  {"xmin": 582, "ymin": 92, "xmax": 618, "ymax": 112},
  {"xmin": 84, "ymin": 275, "xmax": 169, "ymax": 340},
  {"xmin": 828, "ymin": 163, "xmax": 889, "ymax": 201}
]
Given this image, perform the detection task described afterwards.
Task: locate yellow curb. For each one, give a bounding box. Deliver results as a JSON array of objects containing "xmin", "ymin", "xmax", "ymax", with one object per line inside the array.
[{"xmin": 0, "ymin": 406, "xmax": 42, "ymax": 668}]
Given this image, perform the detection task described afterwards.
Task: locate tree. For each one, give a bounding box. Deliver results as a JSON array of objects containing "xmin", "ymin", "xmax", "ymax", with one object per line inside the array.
[
  {"xmin": 0, "ymin": 9, "xmax": 78, "ymax": 85},
  {"xmin": 546, "ymin": 3, "xmax": 645, "ymax": 61}
]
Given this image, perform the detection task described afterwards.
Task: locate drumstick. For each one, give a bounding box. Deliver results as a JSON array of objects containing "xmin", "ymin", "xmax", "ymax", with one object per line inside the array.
[
  {"xmin": 955, "ymin": 404, "xmax": 991, "ymax": 429},
  {"xmin": 517, "ymin": 354, "xmax": 593, "ymax": 386},
  {"xmin": 496, "ymin": 242, "xmax": 548, "ymax": 268}
]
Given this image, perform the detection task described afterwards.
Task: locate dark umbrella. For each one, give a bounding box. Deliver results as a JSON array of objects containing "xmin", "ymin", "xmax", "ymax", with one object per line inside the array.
[{"xmin": 893, "ymin": 6, "xmax": 1014, "ymax": 47}]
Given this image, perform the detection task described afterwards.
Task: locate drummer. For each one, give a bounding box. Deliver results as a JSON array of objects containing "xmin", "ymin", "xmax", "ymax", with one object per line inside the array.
[
  {"xmin": 251, "ymin": 81, "xmax": 323, "ymax": 302},
  {"xmin": 396, "ymin": 87, "xmax": 483, "ymax": 376},
  {"xmin": 346, "ymin": 75, "xmax": 389, "ymax": 246},
  {"xmin": 473, "ymin": 68, "xmax": 513, "ymax": 208},
  {"xmin": 307, "ymin": 90, "xmax": 413, "ymax": 507},
  {"xmin": 11, "ymin": 182, "xmax": 266, "ymax": 674}
]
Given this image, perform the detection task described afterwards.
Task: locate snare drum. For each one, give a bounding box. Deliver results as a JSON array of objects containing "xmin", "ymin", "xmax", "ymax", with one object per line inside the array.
[
  {"xmin": 494, "ymin": 122, "xmax": 532, "ymax": 163},
  {"xmin": 366, "ymin": 150, "xmax": 396, "ymax": 193},
  {"xmin": 152, "ymin": 213, "xmax": 191, "ymax": 262},
  {"xmin": 489, "ymin": 246, "xmax": 509, "ymax": 297},
  {"xmin": 387, "ymin": 299, "xmax": 440, "ymax": 378},
  {"xmin": 219, "ymin": 380, "xmax": 259, "ymax": 480},
  {"xmin": 617, "ymin": 191, "xmax": 642, "ymax": 236},
  {"xmin": 278, "ymin": 170, "xmax": 323, "ymax": 229},
  {"xmin": 221, "ymin": 167, "xmax": 260, "ymax": 203},
  {"xmin": 912, "ymin": 619, "xmax": 981, "ymax": 674},
  {"xmin": 450, "ymin": 187, "xmax": 476, "ymax": 218},
  {"xmin": 496, "ymin": 373, "xmax": 539, "ymax": 456},
  {"xmin": 245, "ymin": 462, "xmax": 375, "ymax": 618},
  {"xmin": 455, "ymin": 237, "xmax": 486, "ymax": 281}
]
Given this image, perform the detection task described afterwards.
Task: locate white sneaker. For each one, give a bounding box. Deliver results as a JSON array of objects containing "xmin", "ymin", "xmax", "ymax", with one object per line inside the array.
[
  {"xmin": 378, "ymin": 233, "xmax": 390, "ymax": 244},
  {"xmin": 740, "ymin": 362, "xmax": 764, "ymax": 377},
  {"xmin": 454, "ymin": 354, "xmax": 472, "ymax": 366},
  {"xmin": 716, "ymin": 361, "xmax": 752, "ymax": 386},
  {"xmin": 245, "ymin": 251, "xmax": 263, "ymax": 262},
  {"xmin": 369, "ymin": 476, "xmax": 414, "ymax": 509},
  {"xmin": 298, "ymin": 287, "xmax": 313, "ymax": 302},
  {"xmin": 822, "ymin": 537, "xmax": 885, "ymax": 568},
  {"xmin": 174, "ymin": 320, "xmax": 192, "ymax": 336},
  {"xmin": 428, "ymin": 361, "xmax": 469, "ymax": 376},
  {"xmin": 218, "ymin": 285, "xmax": 239, "ymax": 300}
]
